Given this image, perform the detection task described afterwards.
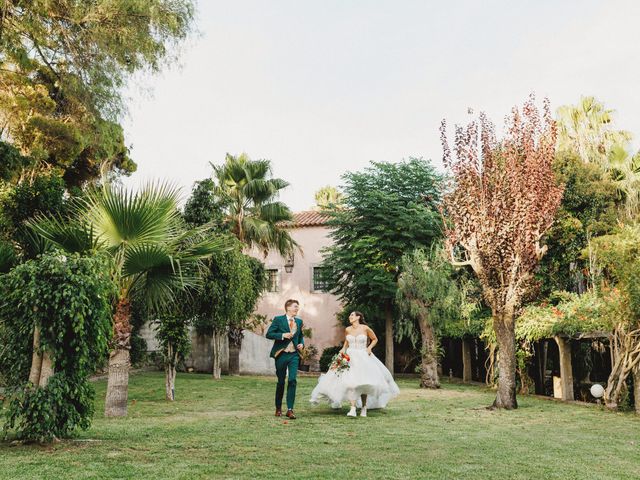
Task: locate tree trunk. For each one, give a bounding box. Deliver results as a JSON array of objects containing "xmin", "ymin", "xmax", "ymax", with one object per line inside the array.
[
  {"xmin": 418, "ymin": 316, "xmax": 439, "ymax": 388},
  {"xmin": 28, "ymin": 326, "xmax": 55, "ymax": 388},
  {"xmin": 554, "ymin": 336, "xmax": 574, "ymax": 401},
  {"xmin": 105, "ymin": 296, "xmax": 132, "ymax": 417},
  {"xmin": 39, "ymin": 351, "xmax": 54, "ymax": 388},
  {"xmin": 212, "ymin": 330, "xmax": 225, "ymax": 379},
  {"xmin": 604, "ymin": 326, "xmax": 640, "ymax": 410},
  {"xmin": 462, "ymin": 338, "xmax": 472, "ymax": 383},
  {"xmin": 165, "ymin": 342, "xmax": 176, "ymax": 401},
  {"xmin": 28, "ymin": 326, "xmax": 43, "ymax": 386},
  {"xmin": 492, "ymin": 314, "xmax": 518, "ymax": 409},
  {"xmin": 165, "ymin": 364, "xmax": 176, "ymax": 401},
  {"xmin": 633, "ymin": 364, "xmax": 640, "ymax": 415},
  {"xmin": 384, "ymin": 302, "xmax": 394, "ymax": 375},
  {"xmin": 104, "ymin": 348, "xmax": 130, "ymax": 417},
  {"xmin": 605, "ymin": 355, "xmax": 626, "ymax": 410},
  {"xmin": 228, "ymin": 345, "xmax": 240, "ymax": 376}
]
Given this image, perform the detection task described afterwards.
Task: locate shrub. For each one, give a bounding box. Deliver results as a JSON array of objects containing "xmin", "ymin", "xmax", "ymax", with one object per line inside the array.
[
  {"xmin": 319, "ymin": 346, "xmax": 342, "ymax": 372},
  {"xmin": 0, "ymin": 252, "xmax": 115, "ymax": 442}
]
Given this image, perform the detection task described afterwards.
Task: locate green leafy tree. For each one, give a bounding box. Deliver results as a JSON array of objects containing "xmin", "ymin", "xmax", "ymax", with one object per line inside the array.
[
  {"xmin": 155, "ymin": 309, "xmax": 193, "ymax": 402},
  {"xmin": 0, "ymin": 142, "xmax": 33, "ymax": 183},
  {"xmin": 0, "ymin": 252, "xmax": 115, "ymax": 442},
  {"xmin": 192, "ymin": 241, "xmax": 265, "ymax": 379},
  {"xmin": 183, "ymin": 179, "xmax": 226, "ymax": 229},
  {"xmin": 320, "ymin": 158, "xmax": 443, "ymax": 373},
  {"xmin": 0, "ymin": 0, "xmax": 195, "ymax": 185},
  {"xmin": 0, "ymin": 173, "xmax": 68, "ymax": 259},
  {"xmin": 537, "ymin": 153, "xmax": 619, "ymax": 296},
  {"xmin": 211, "ymin": 153, "xmax": 296, "ymax": 256},
  {"xmin": 589, "ymin": 226, "xmax": 640, "ymax": 412},
  {"xmin": 0, "ymin": 239, "xmax": 17, "ymax": 273},
  {"xmin": 396, "ymin": 247, "xmax": 462, "ymax": 388},
  {"xmin": 441, "ymin": 97, "xmax": 564, "ymax": 409},
  {"xmin": 29, "ymin": 182, "xmax": 225, "ymax": 416}
]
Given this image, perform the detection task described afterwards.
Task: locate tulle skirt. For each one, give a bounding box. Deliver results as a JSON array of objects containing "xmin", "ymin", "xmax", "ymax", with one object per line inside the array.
[{"xmin": 310, "ymin": 348, "xmax": 400, "ymax": 409}]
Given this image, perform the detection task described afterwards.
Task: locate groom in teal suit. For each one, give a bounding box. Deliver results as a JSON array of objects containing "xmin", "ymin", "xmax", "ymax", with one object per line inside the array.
[{"xmin": 266, "ymin": 299, "xmax": 304, "ymax": 419}]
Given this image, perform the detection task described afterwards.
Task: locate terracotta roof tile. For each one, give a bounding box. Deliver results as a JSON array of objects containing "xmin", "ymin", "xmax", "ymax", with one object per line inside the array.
[{"xmin": 281, "ymin": 210, "xmax": 331, "ymax": 228}]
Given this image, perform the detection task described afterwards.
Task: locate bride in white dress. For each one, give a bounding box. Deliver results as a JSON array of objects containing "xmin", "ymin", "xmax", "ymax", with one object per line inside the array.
[{"xmin": 310, "ymin": 311, "xmax": 400, "ymax": 417}]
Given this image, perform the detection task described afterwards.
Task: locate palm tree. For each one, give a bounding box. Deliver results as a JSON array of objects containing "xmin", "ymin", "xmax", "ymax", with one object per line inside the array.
[
  {"xmin": 608, "ymin": 145, "xmax": 640, "ymax": 219},
  {"xmin": 557, "ymin": 96, "xmax": 640, "ymax": 220},
  {"xmin": 211, "ymin": 153, "xmax": 296, "ymax": 256},
  {"xmin": 30, "ymin": 181, "xmax": 226, "ymax": 417},
  {"xmin": 314, "ymin": 185, "xmax": 344, "ymax": 210},
  {"xmin": 557, "ymin": 96, "xmax": 632, "ymax": 167}
]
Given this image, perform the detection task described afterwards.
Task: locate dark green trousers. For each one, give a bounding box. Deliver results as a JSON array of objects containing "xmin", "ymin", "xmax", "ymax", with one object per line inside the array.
[{"xmin": 275, "ymin": 351, "xmax": 299, "ymax": 410}]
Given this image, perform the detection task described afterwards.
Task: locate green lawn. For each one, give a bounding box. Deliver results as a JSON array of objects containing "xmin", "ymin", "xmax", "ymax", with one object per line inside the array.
[{"xmin": 1, "ymin": 372, "xmax": 639, "ymax": 480}]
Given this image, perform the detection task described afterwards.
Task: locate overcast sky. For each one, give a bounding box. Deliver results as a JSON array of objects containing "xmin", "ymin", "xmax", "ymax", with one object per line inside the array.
[{"xmin": 122, "ymin": 0, "xmax": 640, "ymax": 211}]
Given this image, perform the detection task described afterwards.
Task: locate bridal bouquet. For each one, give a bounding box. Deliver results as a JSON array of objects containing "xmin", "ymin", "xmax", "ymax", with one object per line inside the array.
[{"xmin": 329, "ymin": 352, "xmax": 350, "ymax": 375}]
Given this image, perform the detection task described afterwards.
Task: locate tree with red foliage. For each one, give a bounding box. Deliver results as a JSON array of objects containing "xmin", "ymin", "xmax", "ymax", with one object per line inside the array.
[{"xmin": 441, "ymin": 96, "xmax": 564, "ymax": 409}]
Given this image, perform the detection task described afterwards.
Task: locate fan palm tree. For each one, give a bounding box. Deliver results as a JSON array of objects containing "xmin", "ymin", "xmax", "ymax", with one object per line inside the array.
[
  {"xmin": 608, "ymin": 145, "xmax": 640, "ymax": 219},
  {"xmin": 211, "ymin": 153, "xmax": 296, "ymax": 256},
  {"xmin": 314, "ymin": 185, "xmax": 344, "ymax": 210},
  {"xmin": 29, "ymin": 181, "xmax": 227, "ymax": 417},
  {"xmin": 557, "ymin": 96, "xmax": 632, "ymax": 167}
]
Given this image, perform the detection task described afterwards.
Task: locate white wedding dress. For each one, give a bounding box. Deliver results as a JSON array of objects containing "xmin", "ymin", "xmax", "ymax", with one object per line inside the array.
[{"xmin": 310, "ymin": 334, "xmax": 400, "ymax": 409}]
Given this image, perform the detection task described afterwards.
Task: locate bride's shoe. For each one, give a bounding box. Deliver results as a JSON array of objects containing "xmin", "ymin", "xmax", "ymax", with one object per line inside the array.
[
  {"xmin": 347, "ymin": 406, "xmax": 357, "ymax": 417},
  {"xmin": 360, "ymin": 407, "xmax": 367, "ymax": 417}
]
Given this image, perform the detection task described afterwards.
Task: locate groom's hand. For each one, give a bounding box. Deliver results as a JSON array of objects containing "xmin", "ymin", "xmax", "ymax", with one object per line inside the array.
[
  {"xmin": 283, "ymin": 332, "xmax": 293, "ymax": 340},
  {"xmin": 297, "ymin": 344, "xmax": 304, "ymax": 351}
]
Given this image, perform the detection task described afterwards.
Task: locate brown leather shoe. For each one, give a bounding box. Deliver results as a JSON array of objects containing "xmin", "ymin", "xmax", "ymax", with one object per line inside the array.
[
  {"xmin": 275, "ymin": 408, "xmax": 282, "ymax": 417},
  {"xmin": 286, "ymin": 409, "xmax": 296, "ymax": 419}
]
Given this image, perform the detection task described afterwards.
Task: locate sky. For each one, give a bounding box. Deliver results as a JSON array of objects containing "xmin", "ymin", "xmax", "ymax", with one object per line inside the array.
[{"xmin": 122, "ymin": 0, "xmax": 640, "ymax": 211}]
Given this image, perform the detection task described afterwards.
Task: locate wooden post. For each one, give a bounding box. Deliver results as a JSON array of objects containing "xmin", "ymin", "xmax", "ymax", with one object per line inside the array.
[
  {"xmin": 462, "ymin": 338, "xmax": 472, "ymax": 382},
  {"xmin": 554, "ymin": 336, "xmax": 574, "ymax": 401}
]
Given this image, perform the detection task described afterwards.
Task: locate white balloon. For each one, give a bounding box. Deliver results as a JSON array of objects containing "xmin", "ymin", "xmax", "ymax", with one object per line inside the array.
[{"xmin": 590, "ymin": 383, "xmax": 604, "ymax": 398}]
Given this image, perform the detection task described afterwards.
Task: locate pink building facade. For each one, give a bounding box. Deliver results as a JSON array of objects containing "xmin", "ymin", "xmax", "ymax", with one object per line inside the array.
[{"xmin": 249, "ymin": 211, "xmax": 344, "ymax": 354}]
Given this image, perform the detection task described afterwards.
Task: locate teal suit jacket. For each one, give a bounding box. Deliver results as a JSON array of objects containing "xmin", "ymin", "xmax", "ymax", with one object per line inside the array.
[{"xmin": 266, "ymin": 315, "xmax": 304, "ymax": 359}]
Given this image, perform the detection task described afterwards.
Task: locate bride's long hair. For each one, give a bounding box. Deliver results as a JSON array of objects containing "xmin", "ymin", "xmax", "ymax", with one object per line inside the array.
[{"xmin": 352, "ymin": 311, "xmax": 367, "ymax": 325}]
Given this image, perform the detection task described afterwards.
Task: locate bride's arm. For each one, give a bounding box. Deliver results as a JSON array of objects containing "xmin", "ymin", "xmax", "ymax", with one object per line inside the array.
[
  {"xmin": 339, "ymin": 339, "xmax": 348, "ymax": 354},
  {"xmin": 366, "ymin": 327, "xmax": 378, "ymax": 355}
]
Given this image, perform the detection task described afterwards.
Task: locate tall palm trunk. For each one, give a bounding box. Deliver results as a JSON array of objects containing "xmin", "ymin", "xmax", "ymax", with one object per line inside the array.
[
  {"xmin": 492, "ymin": 313, "xmax": 518, "ymax": 409},
  {"xmin": 105, "ymin": 296, "xmax": 132, "ymax": 417},
  {"xmin": 418, "ymin": 315, "xmax": 439, "ymax": 388}
]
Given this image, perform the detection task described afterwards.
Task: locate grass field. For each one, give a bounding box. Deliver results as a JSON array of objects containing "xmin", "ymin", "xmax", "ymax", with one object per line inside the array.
[{"xmin": 1, "ymin": 372, "xmax": 639, "ymax": 479}]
